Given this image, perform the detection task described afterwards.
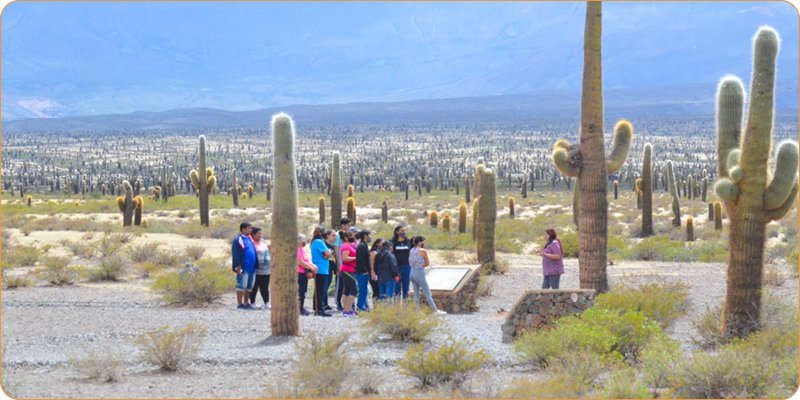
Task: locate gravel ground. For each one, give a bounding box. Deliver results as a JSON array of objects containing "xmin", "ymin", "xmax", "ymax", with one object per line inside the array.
[{"xmin": 2, "ymin": 253, "xmax": 798, "ymax": 399}]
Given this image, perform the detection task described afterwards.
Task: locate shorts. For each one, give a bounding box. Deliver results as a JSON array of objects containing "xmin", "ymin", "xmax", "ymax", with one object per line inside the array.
[
  {"xmin": 341, "ymin": 271, "xmax": 358, "ymax": 297},
  {"xmin": 236, "ymin": 271, "xmax": 256, "ymax": 292}
]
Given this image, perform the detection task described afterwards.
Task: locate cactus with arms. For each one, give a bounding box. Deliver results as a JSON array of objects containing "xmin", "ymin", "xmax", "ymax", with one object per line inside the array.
[
  {"xmin": 120, "ymin": 180, "xmax": 134, "ymax": 227},
  {"xmin": 189, "ymin": 135, "xmax": 215, "ymax": 227},
  {"xmin": 711, "ymin": 27, "xmax": 800, "ymax": 340}
]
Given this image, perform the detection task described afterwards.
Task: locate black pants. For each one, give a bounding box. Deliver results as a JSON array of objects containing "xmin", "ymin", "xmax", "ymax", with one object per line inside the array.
[
  {"xmin": 370, "ymin": 278, "xmax": 380, "ymax": 300},
  {"xmin": 336, "ymin": 274, "xmax": 345, "ymax": 308},
  {"xmin": 542, "ymin": 274, "xmax": 561, "ymax": 289},
  {"xmin": 250, "ymin": 274, "xmax": 270, "ymax": 304},
  {"xmin": 298, "ymin": 273, "xmax": 309, "ymax": 311},
  {"xmin": 314, "ymin": 274, "xmax": 329, "ymax": 314}
]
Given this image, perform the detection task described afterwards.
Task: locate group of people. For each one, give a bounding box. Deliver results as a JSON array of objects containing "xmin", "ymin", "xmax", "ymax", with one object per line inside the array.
[{"xmin": 229, "ymin": 218, "xmax": 450, "ymax": 316}]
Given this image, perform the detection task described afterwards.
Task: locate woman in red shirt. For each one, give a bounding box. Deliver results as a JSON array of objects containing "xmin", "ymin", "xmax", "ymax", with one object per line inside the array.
[{"xmin": 339, "ymin": 229, "xmax": 360, "ymax": 316}]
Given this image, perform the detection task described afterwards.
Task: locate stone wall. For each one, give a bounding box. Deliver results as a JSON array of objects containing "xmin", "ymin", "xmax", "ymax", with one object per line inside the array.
[
  {"xmin": 430, "ymin": 269, "xmax": 481, "ymax": 314},
  {"xmin": 501, "ymin": 289, "xmax": 596, "ymax": 343}
]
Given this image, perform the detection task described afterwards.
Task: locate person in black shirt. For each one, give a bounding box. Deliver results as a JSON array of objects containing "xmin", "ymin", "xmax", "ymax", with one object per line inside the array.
[
  {"xmin": 390, "ymin": 225, "xmax": 411, "ymax": 299},
  {"xmin": 355, "ymin": 230, "xmax": 373, "ymax": 311}
]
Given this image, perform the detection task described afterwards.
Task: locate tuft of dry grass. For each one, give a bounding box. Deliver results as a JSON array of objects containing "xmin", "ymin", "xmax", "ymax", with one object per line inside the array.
[{"xmin": 133, "ymin": 322, "xmax": 207, "ymax": 371}]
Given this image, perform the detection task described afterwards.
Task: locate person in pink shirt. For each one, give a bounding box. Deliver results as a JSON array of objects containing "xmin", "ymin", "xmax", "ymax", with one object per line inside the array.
[
  {"xmin": 339, "ymin": 228, "xmax": 360, "ymax": 316},
  {"xmin": 534, "ymin": 228, "xmax": 564, "ymax": 289},
  {"xmin": 297, "ymin": 233, "xmax": 318, "ymax": 316}
]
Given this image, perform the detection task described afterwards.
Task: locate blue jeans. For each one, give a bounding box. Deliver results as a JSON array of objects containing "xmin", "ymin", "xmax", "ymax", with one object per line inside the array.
[
  {"xmin": 356, "ymin": 273, "xmax": 371, "ymax": 310},
  {"xmin": 394, "ymin": 265, "xmax": 411, "ymax": 298},
  {"xmin": 322, "ymin": 273, "xmax": 334, "ymax": 307},
  {"xmin": 542, "ymin": 274, "xmax": 561, "ymax": 289},
  {"xmin": 379, "ymin": 280, "xmax": 396, "ymax": 301},
  {"xmin": 235, "ymin": 271, "xmax": 256, "ymax": 292}
]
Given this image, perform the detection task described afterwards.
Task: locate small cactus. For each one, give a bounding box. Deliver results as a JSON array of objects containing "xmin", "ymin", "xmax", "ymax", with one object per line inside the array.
[
  {"xmin": 667, "ymin": 160, "xmax": 681, "ymax": 227},
  {"xmin": 442, "ymin": 213, "xmax": 451, "ymax": 232},
  {"xmin": 318, "ymin": 197, "xmax": 326, "ymax": 225},
  {"xmin": 133, "ymin": 195, "xmax": 144, "ymax": 226},
  {"xmin": 121, "ymin": 180, "xmax": 134, "ymax": 227},
  {"xmin": 248, "ymin": 185, "xmax": 254, "ymax": 199},
  {"xmin": 686, "ymin": 216, "xmax": 694, "ymax": 242},
  {"xmin": 26, "ymin": 195, "xmax": 32, "ymax": 206},
  {"xmin": 347, "ymin": 184, "xmax": 354, "ymax": 198},
  {"xmin": 430, "ymin": 210, "xmax": 439, "ymax": 227},
  {"xmin": 331, "ymin": 152, "xmax": 342, "ymax": 230},
  {"xmin": 346, "ymin": 197, "xmax": 357, "ymax": 226},
  {"xmin": 714, "ymin": 201, "xmax": 723, "ymax": 231},
  {"xmin": 709, "ymin": 202, "xmax": 715, "ymax": 222},
  {"xmin": 508, "ymin": 196, "xmax": 515, "ymax": 218},
  {"xmin": 641, "ymin": 143, "xmax": 653, "ymax": 236},
  {"xmin": 458, "ymin": 202, "xmax": 468, "ymax": 233},
  {"xmin": 381, "ymin": 199, "xmax": 388, "ymax": 223},
  {"xmin": 614, "ymin": 180, "xmax": 618, "ymax": 199}
]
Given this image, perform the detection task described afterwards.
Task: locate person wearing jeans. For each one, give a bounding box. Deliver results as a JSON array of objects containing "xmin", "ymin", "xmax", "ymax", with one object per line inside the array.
[
  {"xmin": 408, "ymin": 236, "xmax": 447, "ymax": 315},
  {"xmin": 535, "ymin": 228, "xmax": 564, "ymax": 289},
  {"xmin": 374, "ymin": 241, "xmax": 398, "ymax": 301},
  {"xmin": 296, "ymin": 234, "xmax": 318, "ymax": 316},
  {"xmin": 390, "ymin": 226, "xmax": 412, "ymax": 299},
  {"xmin": 355, "ymin": 232, "xmax": 375, "ymax": 311}
]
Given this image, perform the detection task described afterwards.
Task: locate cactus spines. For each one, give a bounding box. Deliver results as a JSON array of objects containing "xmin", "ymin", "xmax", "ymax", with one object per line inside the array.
[
  {"xmin": 318, "ymin": 197, "xmax": 326, "ymax": 225},
  {"xmin": 429, "ymin": 210, "xmax": 439, "ymax": 227},
  {"xmin": 607, "ymin": 120, "xmax": 634, "ymax": 174},
  {"xmin": 686, "ymin": 216, "xmax": 694, "ymax": 242},
  {"xmin": 641, "ymin": 143, "xmax": 653, "ymax": 236},
  {"xmin": 347, "ymin": 184, "xmax": 354, "ymax": 198},
  {"xmin": 716, "ymin": 75, "xmax": 745, "ymax": 178},
  {"xmin": 709, "ymin": 202, "xmax": 715, "ymax": 222},
  {"xmin": 472, "ymin": 198, "xmax": 479, "ymax": 242},
  {"xmin": 508, "ymin": 196, "xmax": 515, "ymax": 218},
  {"xmin": 442, "ymin": 213, "xmax": 451, "ymax": 232},
  {"xmin": 381, "ymin": 199, "xmax": 388, "ymax": 223},
  {"xmin": 346, "ymin": 197, "xmax": 357, "ymax": 226},
  {"xmin": 121, "ymin": 180, "xmax": 134, "ymax": 227},
  {"xmin": 477, "ymin": 168, "xmax": 497, "ymax": 269},
  {"xmin": 269, "ymin": 113, "xmax": 300, "ymax": 336},
  {"xmin": 191, "ymin": 135, "xmax": 211, "ymax": 227},
  {"xmin": 331, "ymin": 152, "xmax": 342, "ymax": 230},
  {"xmin": 713, "ymin": 26, "xmax": 800, "ymax": 340},
  {"xmin": 465, "ymin": 176, "xmax": 471, "ymax": 203},
  {"xmin": 667, "ymin": 160, "xmax": 681, "ymax": 227},
  {"xmin": 133, "ymin": 195, "xmax": 143, "ymax": 226},
  {"xmin": 714, "ymin": 201, "xmax": 723, "ymax": 231},
  {"xmin": 458, "ymin": 202, "xmax": 468, "ymax": 233}
]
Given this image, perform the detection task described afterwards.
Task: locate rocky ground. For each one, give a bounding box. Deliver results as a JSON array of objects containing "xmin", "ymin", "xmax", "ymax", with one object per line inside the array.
[{"xmin": 3, "ymin": 248, "xmax": 797, "ymax": 399}]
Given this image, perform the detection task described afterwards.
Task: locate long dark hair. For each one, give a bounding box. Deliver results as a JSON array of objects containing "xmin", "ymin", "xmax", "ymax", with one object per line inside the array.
[
  {"xmin": 371, "ymin": 238, "xmax": 385, "ymax": 253},
  {"xmin": 392, "ymin": 225, "xmax": 405, "ymax": 241},
  {"xmin": 312, "ymin": 226, "xmax": 326, "ymax": 241},
  {"xmin": 545, "ymin": 228, "xmax": 563, "ymax": 255},
  {"xmin": 411, "ymin": 236, "xmax": 425, "ymax": 248},
  {"xmin": 375, "ymin": 241, "xmax": 393, "ymax": 264}
]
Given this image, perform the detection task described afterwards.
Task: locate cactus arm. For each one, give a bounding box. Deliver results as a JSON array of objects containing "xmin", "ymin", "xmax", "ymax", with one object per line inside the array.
[
  {"xmin": 207, "ymin": 176, "xmax": 216, "ymax": 192},
  {"xmin": 766, "ymin": 178, "xmax": 799, "ymax": 221},
  {"xmin": 729, "ymin": 167, "xmax": 744, "ymax": 183},
  {"xmin": 607, "ymin": 120, "xmax": 633, "ymax": 174},
  {"xmin": 714, "ymin": 178, "xmax": 740, "ymax": 202},
  {"xmin": 764, "ymin": 140, "xmax": 799, "ymax": 210},
  {"xmin": 552, "ymin": 147, "xmax": 581, "ymax": 177},
  {"xmin": 727, "ymin": 149, "xmax": 742, "ymax": 170},
  {"xmin": 715, "ymin": 76, "xmax": 745, "ymax": 178},
  {"xmin": 190, "ymin": 170, "xmax": 200, "ymax": 190}
]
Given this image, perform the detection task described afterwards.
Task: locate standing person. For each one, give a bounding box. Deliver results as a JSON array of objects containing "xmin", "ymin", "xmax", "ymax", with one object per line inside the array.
[
  {"xmin": 297, "ymin": 234, "xmax": 318, "ymax": 316},
  {"xmin": 231, "ymin": 222, "xmax": 258, "ymax": 310},
  {"xmin": 355, "ymin": 231, "xmax": 374, "ymax": 311},
  {"xmin": 311, "ymin": 226, "xmax": 334, "ymax": 317},
  {"xmin": 534, "ymin": 228, "xmax": 564, "ymax": 289},
  {"xmin": 339, "ymin": 228, "xmax": 360, "ymax": 316},
  {"xmin": 331, "ymin": 217, "xmax": 353, "ymax": 311},
  {"xmin": 390, "ymin": 226, "xmax": 412, "ymax": 299},
  {"xmin": 374, "ymin": 241, "xmax": 399, "ymax": 301},
  {"xmin": 249, "ymin": 227, "xmax": 271, "ymax": 310},
  {"xmin": 408, "ymin": 236, "xmax": 447, "ymax": 315},
  {"xmin": 369, "ymin": 239, "xmax": 383, "ymax": 302}
]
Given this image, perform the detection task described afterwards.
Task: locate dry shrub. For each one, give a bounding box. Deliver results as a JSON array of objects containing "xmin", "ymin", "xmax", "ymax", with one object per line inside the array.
[
  {"xmin": 68, "ymin": 346, "xmax": 125, "ymax": 382},
  {"xmin": 482, "ymin": 257, "xmax": 510, "ymax": 275},
  {"xmin": 762, "ymin": 264, "xmax": 788, "ymax": 287},
  {"xmin": 3, "ymin": 244, "xmax": 43, "ymax": 268},
  {"xmin": 95, "ymin": 238, "xmax": 124, "ymax": 258},
  {"xmin": 59, "ymin": 239, "xmax": 94, "ymax": 258},
  {"xmin": 88, "ymin": 255, "xmax": 128, "ymax": 281},
  {"xmin": 184, "ymin": 245, "xmax": 206, "ymax": 262},
  {"xmin": 109, "ymin": 232, "xmax": 135, "ymax": 244},
  {"xmin": 2, "ymin": 272, "xmax": 33, "ymax": 289},
  {"xmin": 150, "ymin": 264, "xmax": 234, "ymax": 305},
  {"xmin": 599, "ymin": 273, "xmax": 691, "ymax": 328},
  {"xmin": 153, "ymin": 248, "xmax": 186, "ymax": 268},
  {"xmin": 398, "ymin": 336, "xmax": 489, "ymax": 388},
  {"xmin": 36, "ymin": 256, "xmax": 81, "ymax": 286},
  {"xmin": 690, "ymin": 301, "xmax": 724, "ymax": 349},
  {"xmin": 125, "ymin": 242, "xmax": 161, "ymax": 263},
  {"xmin": 475, "ymin": 271, "xmax": 496, "ymax": 298},
  {"xmin": 360, "ymin": 300, "xmax": 443, "ymax": 342},
  {"xmin": 133, "ymin": 322, "xmax": 207, "ymax": 371},
  {"xmin": 599, "ymin": 369, "xmax": 651, "ymax": 399},
  {"xmin": 501, "ymin": 375, "xmax": 588, "ymax": 399},
  {"xmin": 132, "ymin": 262, "xmax": 164, "ymax": 279}
]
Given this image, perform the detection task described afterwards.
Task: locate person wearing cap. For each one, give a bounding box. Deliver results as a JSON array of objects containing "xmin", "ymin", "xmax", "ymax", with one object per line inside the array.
[
  {"xmin": 354, "ymin": 229, "xmax": 373, "ymax": 311},
  {"xmin": 232, "ymin": 222, "xmax": 259, "ymax": 310},
  {"xmin": 339, "ymin": 228, "xmax": 360, "ymax": 316},
  {"xmin": 331, "ymin": 217, "xmax": 352, "ymax": 311},
  {"xmin": 296, "ymin": 233, "xmax": 318, "ymax": 316}
]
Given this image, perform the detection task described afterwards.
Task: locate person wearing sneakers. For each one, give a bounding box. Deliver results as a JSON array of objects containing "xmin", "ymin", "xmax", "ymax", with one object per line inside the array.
[
  {"xmin": 249, "ymin": 227, "xmax": 271, "ymax": 310},
  {"xmin": 231, "ymin": 222, "xmax": 259, "ymax": 310},
  {"xmin": 409, "ymin": 236, "xmax": 447, "ymax": 315},
  {"xmin": 297, "ymin": 233, "xmax": 318, "ymax": 316},
  {"xmin": 339, "ymin": 228, "xmax": 360, "ymax": 316}
]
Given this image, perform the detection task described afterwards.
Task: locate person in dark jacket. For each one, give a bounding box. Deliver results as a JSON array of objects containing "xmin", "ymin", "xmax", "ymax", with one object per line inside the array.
[
  {"xmin": 374, "ymin": 241, "xmax": 399, "ymax": 301},
  {"xmin": 231, "ymin": 222, "xmax": 259, "ymax": 310},
  {"xmin": 390, "ymin": 225, "xmax": 412, "ymax": 299},
  {"xmin": 354, "ymin": 230, "xmax": 373, "ymax": 311}
]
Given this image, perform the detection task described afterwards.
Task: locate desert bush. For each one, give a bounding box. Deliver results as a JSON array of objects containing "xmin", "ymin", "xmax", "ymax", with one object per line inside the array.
[
  {"xmin": 264, "ymin": 334, "xmax": 354, "ymax": 399},
  {"xmin": 787, "ymin": 249, "xmax": 799, "ymax": 276},
  {"xmin": 88, "ymin": 255, "xmax": 128, "ymax": 281},
  {"xmin": 475, "ymin": 272, "xmax": 496, "ymax": 298},
  {"xmin": 180, "ymin": 224, "xmax": 205, "ymax": 239},
  {"xmin": 2, "ymin": 244, "xmax": 43, "ymax": 268},
  {"xmin": 184, "ymin": 245, "xmax": 206, "ymax": 262},
  {"xmin": 598, "ymin": 274, "xmax": 691, "ymax": 328},
  {"xmin": 512, "ymin": 314, "xmax": 615, "ymax": 368},
  {"xmin": 398, "ymin": 336, "xmax": 489, "ymax": 388},
  {"xmin": 762, "ymin": 264, "xmax": 788, "ymax": 287},
  {"xmin": 59, "ymin": 239, "xmax": 94, "ymax": 258},
  {"xmin": 150, "ymin": 264, "xmax": 234, "ymax": 305},
  {"xmin": 500, "ymin": 375, "xmax": 588, "ymax": 399},
  {"xmin": 133, "ymin": 322, "xmax": 207, "ymax": 371},
  {"xmin": 36, "ymin": 256, "xmax": 81, "ymax": 285},
  {"xmin": 639, "ymin": 336, "xmax": 683, "ymax": 395},
  {"xmin": 95, "ymin": 238, "xmax": 124, "ymax": 258},
  {"xmin": 109, "ymin": 232, "xmax": 135, "ymax": 244},
  {"xmin": 360, "ymin": 300, "xmax": 443, "ymax": 342},
  {"xmin": 547, "ymin": 350, "xmax": 612, "ymax": 386},
  {"xmin": 2, "ymin": 272, "xmax": 33, "ymax": 289},
  {"xmin": 690, "ymin": 301, "xmax": 724, "ymax": 349},
  {"xmin": 1, "ymin": 229, "xmax": 14, "ymax": 250},
  {"xmin": 209, "ymin": 226, "xmax": 234, "ymax": 240},
  {"xmin": 558, "ymin": 230, "xmax": 579, "ymax": 257},
  {"xmin": 132, "ymin": 262, "xmax": 164, "ymax": 279},
  {"xmin": 599, "ymin": 369, "xmax": 651, "ymax": 399},
  {"xmin": 152, "ymin": 248, "xmax": 187, "ymax": 268},
  {"xmin": 583, "ymin": 307, "xmax": 662, "ymax": 360},
  {"xmin": 482, "ymin": 257, "xmax": 510, "ymax": 275},
  {"xmin": 125, "ymin": 242, "xmax": 161, "ymax": 263},
  {"xmin": 68, "ymin": 346, "xmax": 125, "ymax": 382}
]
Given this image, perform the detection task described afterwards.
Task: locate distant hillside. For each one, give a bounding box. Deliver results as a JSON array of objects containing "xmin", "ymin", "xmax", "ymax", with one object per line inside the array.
[{"xmin": 2, "ymin": 81, "xmax": 797, "ymax": 134}]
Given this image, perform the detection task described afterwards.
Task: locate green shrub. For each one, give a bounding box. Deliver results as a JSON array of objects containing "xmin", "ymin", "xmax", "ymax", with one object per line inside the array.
[
  {"xmin": 787, "ymin": 249, "xmax": 799, "ymax": 276},
  {"xmin": 68, "ymin": 346, "xmax": 125, "ymax": 382},
  {"xmin": 35, "ymin": 256, "xmax": 81, "ymax": 285},
  {"xmin": 512, "ymin": 314, "xmax": 615, "ymax": 368},
  {"xmin": 2, "ymin": 272, "xmax": 33, "ymax": 289},
  {"xmin": 558, "ymin": 230, "xmax": 579, "ymax": 257},
  {"xmin": 132, "ymin": 262, "xmax": 164, "ymax": 279},
  {"xmin": 598, "ymin": 274, "xmax": 691, "ymax": 328},
  {"xmin": 133, "ymin": 322, "xmax": 207, "ymax": 371},
  {"xmin": 95, "ymin": 238, "xmax": 124, "ymax": 258},
  {"xmin": 639, "ymin": 336, "xmax": 683, "ymax": 395},
  {"xmin": 398, "ymin": 336, "xmax": 489, "ymax": 388},
  {"xmin": 59, "ymin": 239, "xmax": 94, "ymax": 258},
  {"xmin": 599, "ymin": 369, "xmax": 652, "ymax": 399},
  {"xmin": 125, "ymin": 242, "xmax": 161, "ymax": 264},
  {"xmin": 88, "ymin": 255, "xmax": 128, "ymax": 281},
  {"xmin": 153, "ymin": 248, "xmax": 186, "ymax": 268},
  {"xmin": 264, "ymin": 334, "xmax": 355, "ymax": 398},
  {"xmin": 548, "ymin": 350, "xmax": 615, "ymax": 386},
  {"xmin": 2, "ymin": 244, "xmax": 42, "ymax": 268},
  {"xmin": 360, "ymin": 300, "xmax": 443, "ymax": 342},
  {"xmin": 581, "ymin": 307, "xmax": 662, "ymax": 360},
  {"xmin": 690, "ymin": 301, "xmax": 724, "ymax": 349},
  {"xmin": 501, "ymin": 375, "xmax": 588, "ymax": 399},
  {"xmin": 150, "ymin": 264, "xmax": 234, "ymax": 305},
  {"xmin": 184, "ymin": 245, "xmax": 206, "ymax": 262}
]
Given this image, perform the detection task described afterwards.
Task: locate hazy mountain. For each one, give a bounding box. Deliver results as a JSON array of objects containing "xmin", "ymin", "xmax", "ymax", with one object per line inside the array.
[
  {"xmin": 3, "ymin": 80, "xmax": 797, "ymax": 134},
  {"xmin": 2, "ymin": 1, "xmax": 798, "ymax": 119}
]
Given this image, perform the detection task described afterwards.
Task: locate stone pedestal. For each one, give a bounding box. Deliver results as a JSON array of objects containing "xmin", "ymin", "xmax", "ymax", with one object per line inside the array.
[
  {"xmin": 408, "ymin": 265, "xmax": 482, "ymax": 314},
  {"xmin": 501, "ymin": 289, "xmax": 596, "ymax": 343}
]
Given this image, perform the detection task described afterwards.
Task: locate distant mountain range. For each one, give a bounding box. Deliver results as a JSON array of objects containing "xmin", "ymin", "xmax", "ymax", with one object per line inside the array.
[
  {"xmin": 3, "ymin": 81, "xmax": 797, "ymax": 133},
  {"xmin": 1, "ymin": 1, "xmax": 798, "ymax": 120}
]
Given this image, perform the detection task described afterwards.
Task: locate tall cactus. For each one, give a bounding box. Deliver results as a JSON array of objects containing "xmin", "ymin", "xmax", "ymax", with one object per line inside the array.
[
  {"xmin": 472, "ymin": 198, "xmax": 479, "ymax": 242},
  {"xmin": 346, "ymin": 197, "xmax": 357, "ymax": 226},
  {"xmin": 442, "ymin": 213, "xmax": 451, "ymax": 232},
  {"xmin": 189, "ymin": 135, "xmax": 214, "ymax": 227},
  {"xmin": 162, "ymin": 164, "xmax": 168, "ymax": 203},
  {"xmin": 248, "ymin": 185, "xmax": 254, "ymax": 200},
  {"xmin": 331, "ymin": 152, "xmax": 342, "ymax": 230},
  {"xmin": 381, "ymin": 199, "xmax": 388, "ymax": 223},
  {"xmin": 133, "ymin": 195, "xmax": 144, "ymax": 226},
  {"xmin": 708, "ymin": 202, "xmax": 715, "ymax": 222},
  {"xmin": 270, "ymin": 113, "xmax": 300, "ymax": 336},
  {"xmin": 458, "ymin": 202, "xmax": 468, "ymax": 233},
  {"xmin": 429, "ymin": 210, "xmax": 439, "ymax": 227},
  {"xmin": 232, "ymin": 169, "xmax": 240, "ymax": 207},
  {"xmin": 465, "ymin": 176, "xmax": 471, "ymax": 203},
  {"xmin": 120, "ymin": 180, "xmax": 134, "ymax": 227},
  {"xmin": 508, "ymin": 196, "xmax": 515, "ymax": 218},
  {"xmin": 548, "ymin": 2, "xmax": 633, "ymax": 292},
  {"xmin": 667, "ymin": 160, "xmax": 681, "ymax": 227},
  {"xmin": 712, "ymin": 27, "xmax": 800, "ymax": 340},
  {"xmin": 642, "ymin": 144, "xmax": 653, "ymax": 235},
  {"xmin": 686, "ymin": 216, "xmax": 694, "ymax": 242},
  {"xmin": 318, "ymin": 196, "xmax": 326, "ymax": 225},
  {"xmin": 477, "ymin": 168, "xmax": 497, "ymax": 270},
  {"xmin": 714, "ymin": 201, "xmax": 723, "ymax": 231}
]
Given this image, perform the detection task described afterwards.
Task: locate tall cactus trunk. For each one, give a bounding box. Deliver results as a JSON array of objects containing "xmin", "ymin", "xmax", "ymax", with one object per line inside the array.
[
  {"xmin": 199, "ymin": 136, "xmax": 210, "ymax": 227},
  {"xmin": 458, "ymin": 202, "xmax": 468, "ymax": 233},
  {"xmin": 232, "ymin": 169, "xmax": 240, "ymax": 207},
  {"xmin": 577, "ymin": 1, "xmax": 609, "ymax": 292},
  {"xmin": 270, "ymin": 113, "xmax": 300, "ymax": 337},
  {"xmin": 122, "ymin": 181, "xmax": 134, "ymax": 227},
  {"xmin": 642, "ymin": 144, "xmax": 653, "ymax": 236},
  {"xmin": 667, "ymin": 160, "xmax": 681, "ymax": 227},
  {"xmin": 476, "ymin": 169, "xmax": 496, "ymax": 269},
  {"xmin": 319, "ymin": 197, "xmax": 326, "ymax": 225},
  {"xmin": 465, "ymin": 176, "xmax": 471, "ymax": 203},
  {"xmin": 331, "ymin": 153, "xmax": 342, "ymax": 230},
  {"xmin": 162, "ymin": 164, "xmax": 168, "ymax": 203}
]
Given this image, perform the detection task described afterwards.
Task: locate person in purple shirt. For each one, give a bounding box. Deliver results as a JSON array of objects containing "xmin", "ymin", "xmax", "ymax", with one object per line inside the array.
[{"xmin": 534, "ymin": 228, "xmax": 564, "ymax": 289}]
